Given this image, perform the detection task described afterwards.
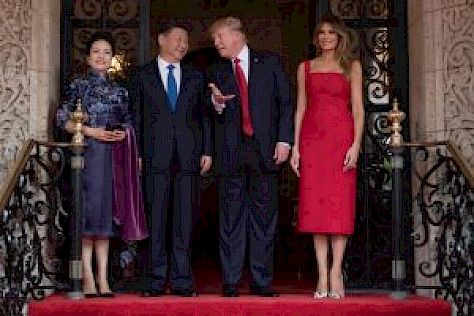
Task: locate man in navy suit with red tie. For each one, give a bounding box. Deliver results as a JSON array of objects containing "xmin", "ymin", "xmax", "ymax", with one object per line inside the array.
[
  {"xmin": 208, "ymin": 16, "xmax": 293, "ymax": 297},
  {"xmin": 130, "ymin": 23, "xmax": 212, "ymax": 297}
]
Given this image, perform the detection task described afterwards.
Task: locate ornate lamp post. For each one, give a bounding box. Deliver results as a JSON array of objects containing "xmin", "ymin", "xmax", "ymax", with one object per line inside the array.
[
  {"xmin": 387, "ymin": 98, "xmax": 407, "ymax": 299},
  {"xmin": 67, "ymin": 98, "xmax": 86, "ymax": 299}
]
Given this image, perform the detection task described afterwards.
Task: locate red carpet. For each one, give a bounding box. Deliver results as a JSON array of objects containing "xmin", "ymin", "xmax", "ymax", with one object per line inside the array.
[{"xmin": 28, "ymin": 293, "xmax": 451, "ymax": 316}]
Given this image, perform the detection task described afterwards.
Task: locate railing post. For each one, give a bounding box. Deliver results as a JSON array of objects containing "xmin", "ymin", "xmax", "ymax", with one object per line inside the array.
[
  {"xmin": 67, "ymin": 98, "xmax": 86, "ymax": 299},
  {"xmin": 388, "ymin": 98, "xmax": 407, "ymax": 299}
]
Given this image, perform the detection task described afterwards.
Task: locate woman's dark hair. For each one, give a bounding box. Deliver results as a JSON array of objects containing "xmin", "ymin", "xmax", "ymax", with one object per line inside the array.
[{"xmin": 85, "ymin": 31, "xmax": 116, "ymax": 56}]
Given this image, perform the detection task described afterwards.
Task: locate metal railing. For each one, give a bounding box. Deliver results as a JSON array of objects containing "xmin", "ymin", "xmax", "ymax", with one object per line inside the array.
[
  {"xmin": 0, "ymin": 99, "xmax": 86, "ymax": 315},
  {"xmin": 387, "ymin": 99, "xmax": 473, "ymax": 315},
  {"xmin": 0, "ymin": 98, "xmax": 472, "ymax": 316}
]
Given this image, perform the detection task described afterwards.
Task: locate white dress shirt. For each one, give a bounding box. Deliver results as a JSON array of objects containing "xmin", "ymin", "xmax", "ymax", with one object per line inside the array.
[
  {"xmin": 233, "ymin": 45, "xmax": 250, "ymax": 83},
  {"xmin": 156, "ymin": 55, "xmax": 181, "ymax": 93}
]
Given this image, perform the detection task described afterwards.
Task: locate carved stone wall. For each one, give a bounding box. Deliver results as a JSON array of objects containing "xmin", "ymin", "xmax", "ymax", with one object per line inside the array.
[
  {"xmin": 408, "ymin": 0, "xmax": 474, "ymax": 296},
  {"xmin": 409, "ymin": 0, "xmax": 474, "ymax": 166},
  {"xmin": 0, "ymin": 0, "xmax": 32, "ymax": 182},
  {"xmin": 442, "ymin": 0, "xmax": 474, "ymax": 167},
  {"xmin": 0, "ymin": 0, "xmax": 60, "ymax": 183}
]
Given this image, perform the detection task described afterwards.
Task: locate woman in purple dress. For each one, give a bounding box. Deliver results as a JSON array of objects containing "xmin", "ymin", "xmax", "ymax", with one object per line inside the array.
[{"xmin": 57, "ymin": 31, "xmax": 147, "ymax": 297}]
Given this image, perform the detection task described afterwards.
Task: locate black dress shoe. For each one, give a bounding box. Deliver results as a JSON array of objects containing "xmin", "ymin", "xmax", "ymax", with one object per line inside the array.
[
  {"xmin": 250, "ymin": 286, "xmax": 279, "ymax": 297},
  {"xmin": 223, "ymin": 284, "xmax": 239, "ymax": 297},
  {"xmin": 141, "ymin": 289, "xmax": 165, "ymax": 297},
  {"xmin": 171, "ymin": 289, "xmax": 198, "ymax": 297},
  {"xmin": 98, "ymin": 291, "xmax": 115, "ymax": 298},
  {"xmin": 84, "ymin": 293, "xmax": 98, "ymax": 298}
]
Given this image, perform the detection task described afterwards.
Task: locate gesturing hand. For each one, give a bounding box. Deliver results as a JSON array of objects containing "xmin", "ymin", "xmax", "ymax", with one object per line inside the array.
[{"xmin": 208, "ymin": 83, "xmax": 235, "ymax": 114}]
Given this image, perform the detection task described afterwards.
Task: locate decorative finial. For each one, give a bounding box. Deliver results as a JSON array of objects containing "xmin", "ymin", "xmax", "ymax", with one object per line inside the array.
[
  {"xmin": 387, "ymin": 98, "xmax": 406, "ymax": 147},
  {"xmin": 70, "ymin": 98, "xmax": 86, "ymax": 146}
]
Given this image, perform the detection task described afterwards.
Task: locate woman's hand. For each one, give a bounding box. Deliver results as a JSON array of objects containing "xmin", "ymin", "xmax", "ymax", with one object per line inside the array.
[
  {"xmin": 343, "ymin": 144, "xmax": 360, "ymax": 172},
  {"xmin": 290, "ymin": 147, "xmax": 300, "ymax": 177},
  {"xmin": 84, "ymin": 126, "xmax": 121, "ymax": 142},
  {"xmin": 112, "ymin": 130, "xmax": 126, "ymax": 141}
]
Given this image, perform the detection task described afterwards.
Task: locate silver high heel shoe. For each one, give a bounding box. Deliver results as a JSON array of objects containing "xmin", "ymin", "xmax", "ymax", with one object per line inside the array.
[
  {"xmin": 329, "ymin": 275, "xmax": 345, "ymax": 299},
  {"xmin": 328, "ymin": 291, "xmax": 345, "ymax": 299},
  {"xmin": 313, "ymin": 290, "xmax": 328, "ymax": 299}
]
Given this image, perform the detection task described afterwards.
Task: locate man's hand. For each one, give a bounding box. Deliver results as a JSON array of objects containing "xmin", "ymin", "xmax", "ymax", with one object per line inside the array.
[
  {"xmin": 200, "ymin": 155, "xmax": 212, "ymax": 175},
  {"xmin": 273, "ymin": 143, "xmax": 290, "ymax": 165},
  {"xmin": 208, "ymin": 83, "xmax": 235, "ymax": 114}
]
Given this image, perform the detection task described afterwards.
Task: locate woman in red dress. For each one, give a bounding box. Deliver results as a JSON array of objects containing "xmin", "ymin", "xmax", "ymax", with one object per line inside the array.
[{"xmin": 290, "ymin": 15, "xmax": 364, "ymax": 299}]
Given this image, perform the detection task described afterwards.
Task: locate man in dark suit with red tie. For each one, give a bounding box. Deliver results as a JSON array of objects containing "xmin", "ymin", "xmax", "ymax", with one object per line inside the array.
[
  {"xmin": 207, "ymin": 16, "xmax": 293, "ymax": 297},
  {"xmin": 130, "ymin": 23, "xmax": 212, "ymax": 297}
]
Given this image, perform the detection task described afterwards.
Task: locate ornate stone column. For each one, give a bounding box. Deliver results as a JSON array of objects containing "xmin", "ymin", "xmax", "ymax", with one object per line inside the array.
[
  {"xmin": 409, "ymin": 0, "xmax": 473, "ymax": 164},
  {"xmin": 408, "ymin": 0, "xmax": 474, "ymax": 296},
  {"xmin": 0, "ymin": 0, "xmax": 61, "ymax": 182}
]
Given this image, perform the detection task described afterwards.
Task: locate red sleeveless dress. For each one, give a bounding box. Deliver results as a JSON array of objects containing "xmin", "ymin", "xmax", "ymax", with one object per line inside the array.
[{"xmin": 297, "ymin": 60, "xmax": 356, "ymax": 234}]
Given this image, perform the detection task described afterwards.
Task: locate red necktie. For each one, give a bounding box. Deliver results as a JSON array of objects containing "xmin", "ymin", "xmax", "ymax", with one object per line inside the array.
[{"xmin": 234, "ymin": 58, "xmax": 254, "ymax": 136}]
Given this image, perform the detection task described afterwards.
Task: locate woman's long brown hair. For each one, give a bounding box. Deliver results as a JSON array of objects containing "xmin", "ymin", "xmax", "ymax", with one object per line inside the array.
[{"xmin": 313, "ymin": 14, "xmax": 353, "ymax": 76}]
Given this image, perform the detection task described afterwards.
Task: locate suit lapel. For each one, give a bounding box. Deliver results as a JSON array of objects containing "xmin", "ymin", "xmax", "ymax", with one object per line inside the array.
[
  {"xmin": 176, "ymin": 64, "xmax": 190, "ymax": 108},
  {"xmin": 147, "ymin": 62, "xmax": 170, "ymax": 110},
  {"xmin": 220, "ymin": 59, "xmax": 239, "ymax": 95},
  {"xmin": 248, "ymin": 49, "xmax": 264, "ymax": 101},
  {"xmin": 153, "ymin": 62, "xmax": 166, "ymax": 94}
]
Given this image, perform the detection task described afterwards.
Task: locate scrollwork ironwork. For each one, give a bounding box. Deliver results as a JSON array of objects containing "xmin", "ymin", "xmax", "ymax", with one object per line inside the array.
[
  {"xmin": 365, "ymin": 0, "xmax": 388, "ymax": 19},
  {"xmin": 109, "ymin": 0, "xmax": 138, "ymax": 23},
  {"xmin": 331, "ymin": 0, "xmax": 359, "ymax": 18},
  {"xmin": 0, "ymin": 143, "xmax": 69, "ymax": 315},
  {"xmin": 70, "ymin": 0, "xmax": 140, "ymax": 79},
  {"xmin": 74, "ymin": 0, "xmax": 102, "ymax": 19},
  {"xmin": 412, "ymin": 145, "xmax": 474, "ymax": 316},
  {"xmin": 330, "ymin": 0, "xmax": 388, "ymax": 19},
  {"xmin": 364, "ymin": 28, "xmax": 390, "ymax": 104}
]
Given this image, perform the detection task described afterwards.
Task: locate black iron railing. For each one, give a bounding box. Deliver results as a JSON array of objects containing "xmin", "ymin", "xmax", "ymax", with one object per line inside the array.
[
  {"xmin": 387, "ymin": 99, "xmax": 473, "ymax": 316},
  {"xmin": 0, "ymin": 101, "xmax": 472, "ymax": 316},
  {"xmin": 1, "ymin": 100, "xmax": 86, "ymax": 315},
  {"xmin": 0, "ymin": 140, "xmax": 70, "ymax": 315},
  {"xmin": 410, "ymin": 141, "xmax": 473, "ymax": 316}
]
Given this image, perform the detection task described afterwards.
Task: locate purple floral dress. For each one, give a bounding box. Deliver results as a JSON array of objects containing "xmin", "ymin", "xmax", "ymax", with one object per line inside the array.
[{"xmin": 57, "ymin": 71, "xmax": 131, "ymax": 237}]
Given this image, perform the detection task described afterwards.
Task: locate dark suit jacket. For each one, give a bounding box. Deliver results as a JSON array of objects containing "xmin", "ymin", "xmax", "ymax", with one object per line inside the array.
[
  {"xmin": 207, "ymin": 49, "xmax": 293, "ymax": 175},
  {"xmin": 130, "ymin": 60, "xmax": 212, "ymax": 173}
]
